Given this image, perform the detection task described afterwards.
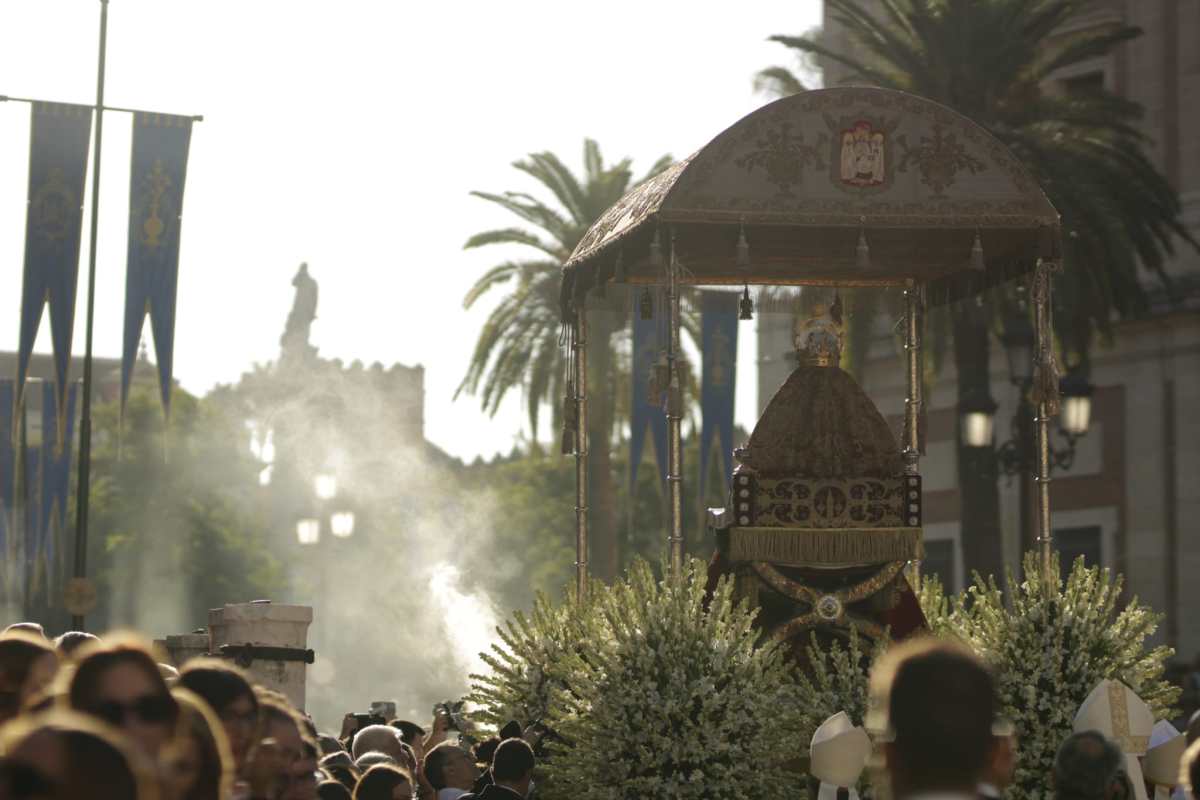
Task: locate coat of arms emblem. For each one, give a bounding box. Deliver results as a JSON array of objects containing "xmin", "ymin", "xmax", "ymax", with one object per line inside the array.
[{"xmin": 839, "ymin": 120, "xmax": 886, "ymax": 187}]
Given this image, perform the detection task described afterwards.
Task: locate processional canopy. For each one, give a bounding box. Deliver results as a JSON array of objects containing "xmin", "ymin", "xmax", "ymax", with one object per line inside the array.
[{"xmin": 561, "ymin": 86, "xmax": 1061, "ymax": 318}]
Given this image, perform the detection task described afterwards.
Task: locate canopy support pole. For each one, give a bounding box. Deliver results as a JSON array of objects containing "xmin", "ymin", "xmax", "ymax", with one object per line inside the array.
[
  {"xmin": 574, "ymin": 310, "xmax": 589, "ymax": 602},
  {"xmin": 1032, "ymin": 263, "xmax": 1056, "ymax": 590},
  {"xmin": 903, "ymin": 281, "xmax": 924, "ymax": 587},
  {"xmin": 667, "ymin": 231, "xmax": 685, "ymax": 574}
]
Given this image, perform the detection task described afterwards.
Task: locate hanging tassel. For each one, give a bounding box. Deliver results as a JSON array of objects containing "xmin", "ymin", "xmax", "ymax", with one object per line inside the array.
[
  {"xmin": 969, "ymin": 231, "xmax": 985, "ymax": 271},
  {"xmin": 736, "ymin": 222, "xmax": 750, "ymax": 270},
  {"xmin": 639, "ymin": 288, "xmax": 654, "ymax": 320},
  {"xmin": 649, "ymin": 229, "xmax": 664, "ymax": 269},
  {"xmin": 561, "ymin": 381, "xmax": 578, "ymax": 455},
  {"xmin": 739, "ymin": 285, "xmax": 754, "ymax": 320},
  {"xmin": 613, "ymin": 252, "xmax": 626, "ymax": 283},
  {"xmin": 856, "ymin": 229, "xmax": 871, "ymax": 270}
]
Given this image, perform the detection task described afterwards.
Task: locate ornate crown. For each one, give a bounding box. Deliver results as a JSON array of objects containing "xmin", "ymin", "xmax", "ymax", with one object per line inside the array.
[{"xmin": 793, "ymin": 300, "xmax": 844, "ymax": 367}]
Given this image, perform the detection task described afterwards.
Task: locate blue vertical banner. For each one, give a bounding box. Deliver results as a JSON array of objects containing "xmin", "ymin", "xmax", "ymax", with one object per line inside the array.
[
  {"xmin": 21, "ymin": 417, "xmax": 41, "ymax": 598},
  {"xmin": 17, "ymin": 103, "xmax": 93, "ymax": 435},
  {"xmin": 699, "ymin": 291, "xmax": 739, "ymax": 495},
  {"xmin": 38, "ymin": 382, "xmax": 77, "ymax": 599},
  {"xmin": 122, "ymin": 113, "xmax": 193, "ymax": 419},
  {"xmin": 630, "ymin": 309, "xmax": 669, "ymax": 489},
  {"xmin": 0, "ymin": 381, "xmax": 15, "ymax": 558}
]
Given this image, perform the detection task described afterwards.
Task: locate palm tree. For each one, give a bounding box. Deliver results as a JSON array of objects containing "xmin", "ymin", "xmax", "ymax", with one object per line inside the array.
[
  {"xmin": 756, "ymin": 0, "xmax": 1197, "ymax": 579},
  {"xmin": 458, "ymin": 140, "xmax": 671, "ymax": 582}
]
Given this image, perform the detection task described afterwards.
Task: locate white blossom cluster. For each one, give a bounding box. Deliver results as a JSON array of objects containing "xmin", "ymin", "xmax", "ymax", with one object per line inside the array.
[
  {"xmin": 920, "ymin": 553, "xmax": 1178, "ymax": 800},
  {"xmin": 468, "ymin": 582, "xmax": 603, "ymax": 731},
  {"xmin": 547, "ymin": 560, "xmax": 805, "ymax": 800}
]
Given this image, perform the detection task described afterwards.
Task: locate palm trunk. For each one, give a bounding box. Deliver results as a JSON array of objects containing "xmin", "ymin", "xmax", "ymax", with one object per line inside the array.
[
  {"xmin": 952, "ymin": 306, "xmax": 1005, "ymax": 584},
  {"xmin": 586, "ymin": 307, "xmax": 619, "ymax": 582}
]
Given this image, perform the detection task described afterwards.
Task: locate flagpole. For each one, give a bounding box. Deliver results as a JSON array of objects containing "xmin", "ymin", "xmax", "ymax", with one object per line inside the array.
[{"xmin": 71, "ymin": 0, "xmax": 108, "ymax": 631}]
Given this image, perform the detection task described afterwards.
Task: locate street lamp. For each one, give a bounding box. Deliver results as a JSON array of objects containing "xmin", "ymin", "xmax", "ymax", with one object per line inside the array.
[
  {"xmin": 963, "ymin": 310, "xmax": 1093, "ymax": 552},
  {"xmin": 1059, "ymin": 371, "xmax": 1094, "ymax": 439},
  {"xmin": 330, "ymin": 511, "xmax": 355, "ymax": 538},
  {"xmin": 960, "ymin": 391, "xmax": 998, "ymax": 448},
  {"xmin": 314, "ymin": 473, "xmax": 337, "ymax": 501},
  {"xmin": 296, "ymin": 518, "xmax": 320, "ymax": 545}
]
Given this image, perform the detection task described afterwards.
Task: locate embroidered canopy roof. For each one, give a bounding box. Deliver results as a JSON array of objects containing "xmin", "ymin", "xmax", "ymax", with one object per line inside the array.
[{"xmin": 560, "ymin": 87, "xmax": 1061, "ymax": 318}]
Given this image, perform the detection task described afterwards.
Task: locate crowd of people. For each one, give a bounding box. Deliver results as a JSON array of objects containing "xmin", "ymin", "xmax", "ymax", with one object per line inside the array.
[
  {"xmin": 0, "ymin": 622, "xmax": 536, "ymax": 800},
  {"xmin": 1, "ymin": 619, "xmax": 1199, "ymax": 800}
]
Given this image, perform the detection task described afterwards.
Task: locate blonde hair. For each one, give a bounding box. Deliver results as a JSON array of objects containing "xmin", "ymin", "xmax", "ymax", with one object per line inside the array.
[{"xmin": 169, "ymin": 687, "xmax": 236, "ymax": 800}]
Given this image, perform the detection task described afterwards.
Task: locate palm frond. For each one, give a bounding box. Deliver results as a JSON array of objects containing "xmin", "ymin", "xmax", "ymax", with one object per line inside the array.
[{"xmin": 752, "ymin": 66, "xmax": 807, "ymax": 98}]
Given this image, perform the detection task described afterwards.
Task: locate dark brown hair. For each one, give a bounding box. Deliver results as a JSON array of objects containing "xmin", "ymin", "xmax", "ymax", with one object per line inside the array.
[
  {"xmin": 178, "ymin": 658, "xmax": 258, "ymax": 717},
  {"xmin": 353, "ymin": 763, "xmax": 413, "ymax": 800},
  {"xmin": 0, "ymin": 710, "xmax": 159, "ymax": 800},
  {"xmin": 875, "ymin": 637, "xmax": 996, "ymax": 792}
]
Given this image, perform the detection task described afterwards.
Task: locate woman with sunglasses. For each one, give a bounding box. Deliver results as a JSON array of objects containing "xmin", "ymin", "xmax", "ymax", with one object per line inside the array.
[{"xmin": 68, "ymin": 637, "xmax": 180, "ymax": 759}]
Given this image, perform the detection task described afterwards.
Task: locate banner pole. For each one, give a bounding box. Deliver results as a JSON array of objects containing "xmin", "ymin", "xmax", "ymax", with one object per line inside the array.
[{"xmin": 71, "ymin": 0, "xmax": 109, "ymax": 631}]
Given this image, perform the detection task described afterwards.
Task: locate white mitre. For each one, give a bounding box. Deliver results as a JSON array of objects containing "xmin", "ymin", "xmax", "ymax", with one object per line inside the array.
[
  {"xmin": 1144, "ymin": 721, "xmax": 1187, "ymax": 800},
  {"xmin": 1074, "ymin": 680, "xmax": 1155, "ymax": 800},
  {"xmin": 811, "ymin": 711, "xmax": 871, "ymax": 800}
]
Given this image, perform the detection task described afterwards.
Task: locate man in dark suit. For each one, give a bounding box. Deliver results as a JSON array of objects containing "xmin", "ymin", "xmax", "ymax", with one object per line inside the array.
[{"xmin": 467, "ymin": 738, "xmax": 535, "ymax": 800}]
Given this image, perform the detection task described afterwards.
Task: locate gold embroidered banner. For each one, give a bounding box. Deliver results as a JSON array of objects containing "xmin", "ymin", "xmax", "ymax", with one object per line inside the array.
[{"xmin": 751, "ymin": 477, "xmax": 919, "ymax": 528}]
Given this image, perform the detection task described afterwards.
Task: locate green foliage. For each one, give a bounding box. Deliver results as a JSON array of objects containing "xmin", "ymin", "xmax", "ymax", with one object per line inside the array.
[
  {"xmin": 88, "ymin": 383, "xmax": 283, "ymax": 632},
  {"xmin": 458, "ymin": 140, "xmax": 672, "ymax": 438},
  {"xmin": 473, "ymin": 560, "xmax": 805, "ymax": 800},
  {"xmin": 919, "ymin": 553, "xmax": 1178, "ymax": 800}
]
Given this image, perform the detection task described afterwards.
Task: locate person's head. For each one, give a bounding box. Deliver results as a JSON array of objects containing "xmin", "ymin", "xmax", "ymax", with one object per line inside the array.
[
  {"xmin": 259, "ymin": 698, "xmax": 319, "ymax": 800},
  {"xmin": 317, "ymin": 734, "xmax": 343, "ymax": 757},
  {"xmin": 4, "ymin": 623, "xmax": 45, "ymax": 640},
  {"xmin": 318, "ymin": 780, "xmax": 353, "ymax": 800},
  {"xmin": 872, "ymin": 638, "xmax": 995, "ymax": 797},
  {"xmin": 390, "ymin": 720, "xmax": 425, "ymax": 759},
  {"xmin": 352, "ymin": 725, "xmax": 409, "ymax": 767},
  {"xmin": 423, "ymin": 743, "xmax": 477, "ymax": 792},
  {"xmin": 53, "ymin": 630, "xmax": 99, "ymax": 658},
  {"xmin": 0, "ymin": 710, "xmax": 159, "ymax": 800},
  {"xmin": 491, "ymin": 738, "xmax": 535, "ymax": 797},
  {"xmin": 1181, "ymin": 739, "xmax": 1200, "ymax": 800},
  {"xmin": 474, "ymin": 737, "xmax": 501, "ymax": 768},
  {"xmin": 178, "ymin": 659, "xmax": 260, "ymax": 770},
  {"xmin": 163, "ymin": 688, "xmax": 234, "ymax": 800},
  {"xmin": 1054, "ymin": 731, "xmax": 1125, "ymax": 800},
  {"xmin": 356, "ymin": 751, "xmax": 396, "ymax": 771},
  {"xmin": 0, "ymin": 631, "xmax": 59, "ymax": 724},
  {"xmin": 353, "ymin": 763, "xmax": 414, "ymax": 800},
  {"xmin": 68, "ymin": 637, "xmax": 179, "ymax": 758},
  {"xmin": 982, "ymin": 722, "xmax": 1018, "ymax": 790},
  {"xmin": 319, "ymin": 753, "xmax": 359, "ymax": 792}
]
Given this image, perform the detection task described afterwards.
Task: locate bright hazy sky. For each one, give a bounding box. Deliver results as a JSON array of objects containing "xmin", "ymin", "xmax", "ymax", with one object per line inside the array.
[{"xmin": 0, "ymin": 0, "xmax": 823, "ymax": 461}]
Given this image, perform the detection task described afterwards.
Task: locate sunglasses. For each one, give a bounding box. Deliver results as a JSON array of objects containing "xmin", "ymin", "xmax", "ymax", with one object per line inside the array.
[
  {"xmin": 0, "ymin": 761, "xmax": 58, "ymax": 798},
  {"xmin": 94, "ymin": 694, "xmax": 175, "ymax": 726}
]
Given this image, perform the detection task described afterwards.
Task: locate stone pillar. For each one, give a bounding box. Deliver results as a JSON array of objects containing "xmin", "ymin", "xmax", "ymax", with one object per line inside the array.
[
  {"xmin": 158, "ymin": 632, "xmax": 210, "ymax": 668},
  {"xmin": 208, "ymin": 602, "xmax": 313, "ymax": 711}
]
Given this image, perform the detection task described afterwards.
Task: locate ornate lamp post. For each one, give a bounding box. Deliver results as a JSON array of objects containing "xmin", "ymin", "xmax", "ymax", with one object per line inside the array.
[{"xmin": 962, "ymin": 311, "xmax": 1094, "ymax": 554}]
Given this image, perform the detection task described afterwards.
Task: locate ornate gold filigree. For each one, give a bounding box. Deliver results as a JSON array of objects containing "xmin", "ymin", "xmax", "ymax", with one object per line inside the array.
[
  {"xmin": 734, "ymin": 121, "xmax": 828, "ymax": 197},
  {"xmin": 895, "ymin": 124, "xmax": 987, "ymax": 196}
]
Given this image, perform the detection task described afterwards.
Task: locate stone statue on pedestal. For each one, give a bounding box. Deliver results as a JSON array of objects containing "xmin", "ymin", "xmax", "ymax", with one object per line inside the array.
[{"xmin": 281, "ymin": 263, "xmax": 318, "ymax": 360}]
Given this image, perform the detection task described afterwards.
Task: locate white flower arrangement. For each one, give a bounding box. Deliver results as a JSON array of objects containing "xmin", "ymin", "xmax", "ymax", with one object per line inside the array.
[
  {"xmin": 546, "ymin": 559, "xmax": 805, "ymax": 800},
  {"xmin": 920, "ymin": 553, "xmax": 1178, "ymax": 800}
]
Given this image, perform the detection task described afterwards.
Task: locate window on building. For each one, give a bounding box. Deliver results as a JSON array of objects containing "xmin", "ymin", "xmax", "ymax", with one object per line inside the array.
[
  {"xmin": 1061, "ymin": 71, "xmax": 1106, "ymax": 96},
  {"xmin": 1055, "ymin": 525, "xmax": 1102, "ymax": 582},
  {"xmin": 923, "ymin": 539, "xmax": 958, "ymax": 592}
]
